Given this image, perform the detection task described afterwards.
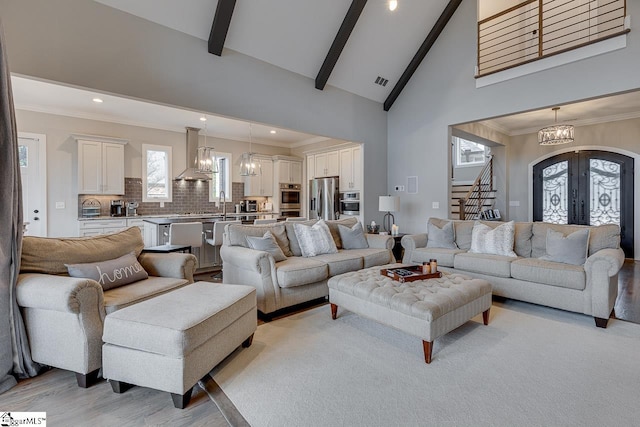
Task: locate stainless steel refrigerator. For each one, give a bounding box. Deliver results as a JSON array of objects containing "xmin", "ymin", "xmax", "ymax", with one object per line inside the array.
[{"xmin": 309, "ymin": 177, "xmax": 340, "ymax": 220}]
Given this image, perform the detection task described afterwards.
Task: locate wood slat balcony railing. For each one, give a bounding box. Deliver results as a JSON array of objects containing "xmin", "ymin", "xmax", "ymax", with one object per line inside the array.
[{"xmin": 477, "ymin": 0, "xmax": 629, "ymax": 77}]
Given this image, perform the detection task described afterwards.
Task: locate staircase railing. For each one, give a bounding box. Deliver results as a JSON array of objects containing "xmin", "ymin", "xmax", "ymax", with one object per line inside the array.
[{"xmin": 458, "ymin": 156, "xmax": 493, "ymax": 220}]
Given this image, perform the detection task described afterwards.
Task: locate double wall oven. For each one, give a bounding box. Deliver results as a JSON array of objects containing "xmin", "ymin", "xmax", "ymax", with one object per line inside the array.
[{"xmin": 279, "ymin": 183, "xmax": 301, "ymax": 218}]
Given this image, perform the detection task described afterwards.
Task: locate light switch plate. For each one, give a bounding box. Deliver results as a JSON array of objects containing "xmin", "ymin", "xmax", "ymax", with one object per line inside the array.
[
  {"xmin": 55, "ymin": 202, "xmax": 65, "ymax": 209},
  {"xmin": 432, "ymin": 202, "xmax": 440, "ymax": 209}
]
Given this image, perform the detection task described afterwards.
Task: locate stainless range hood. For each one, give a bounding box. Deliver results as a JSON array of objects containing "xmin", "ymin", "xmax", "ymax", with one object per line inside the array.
[{"xmin": 175, "ymin": 127, "xmax": 212, "ymax": 181}]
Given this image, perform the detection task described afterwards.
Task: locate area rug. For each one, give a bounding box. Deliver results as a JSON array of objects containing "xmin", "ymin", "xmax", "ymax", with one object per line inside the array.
[{"xmin": 212, "ymin": 300, "xmax": 640, "ymax": 427}]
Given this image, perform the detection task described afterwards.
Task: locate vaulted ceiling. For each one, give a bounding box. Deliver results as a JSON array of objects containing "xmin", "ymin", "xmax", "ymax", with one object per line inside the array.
[{"xmin": 94, "ymin": 0, "xmax": 454, "ymax": 108}]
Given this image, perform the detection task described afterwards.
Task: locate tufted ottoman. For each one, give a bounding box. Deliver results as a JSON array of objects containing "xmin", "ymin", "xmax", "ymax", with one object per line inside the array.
[
  {"xmin": 102, "ymin": 282, "xmax": 256, "ymax": 408},
  {"xmin": 328, "ymin": 264, "xmax": 492, "ymax": 363}
]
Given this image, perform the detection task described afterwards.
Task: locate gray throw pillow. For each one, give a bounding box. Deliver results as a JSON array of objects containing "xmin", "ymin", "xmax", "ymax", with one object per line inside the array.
[
  {"xmin": 540, "ymin": 228, "xmax": 590, "ymax": 265},
  {"xmin": 337, "ymin": 223, "xmax": 369, "ymax": 250},
  {"xmin": 426, "ymin": 221, "xmax": 457, "ymax": 249},
  {"xmin": 246, "ymin": 231, "xmax": 287, "ymax": 262},
  {"xmin": 293, "ymin": 220, "xmax": 338, "ymax": 257},
  {"xmin": 66, "ymin": 251, "xmax": 148, "ymax": 291}
]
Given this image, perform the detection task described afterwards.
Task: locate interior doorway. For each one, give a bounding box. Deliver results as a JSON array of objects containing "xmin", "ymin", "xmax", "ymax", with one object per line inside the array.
[
  {"xmin": 18, "ymin": 132, "xmax": 47, "ymax": 237},
  {"xmin": 533, "ymin": 150, "xmax": 634, "ymax": 257}
]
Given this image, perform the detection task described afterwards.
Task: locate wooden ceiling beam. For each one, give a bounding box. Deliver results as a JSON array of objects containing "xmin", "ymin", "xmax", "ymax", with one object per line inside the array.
[
  {"xmin": 315, "ymin": 0, "xmax": 368, "ymax": 90},
  {"xmin": 208, "ymin": 0, "xmax": 237, "ymax": 56},
  {"xmin": 383, "ymin": 0, "xmax": 462, "ymax": 111}
]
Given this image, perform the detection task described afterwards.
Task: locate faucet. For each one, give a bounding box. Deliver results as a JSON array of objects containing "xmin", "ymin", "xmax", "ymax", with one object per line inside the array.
[{"xmin": 219, "ymin": 190, "xmax": 226, "ymax": 220}]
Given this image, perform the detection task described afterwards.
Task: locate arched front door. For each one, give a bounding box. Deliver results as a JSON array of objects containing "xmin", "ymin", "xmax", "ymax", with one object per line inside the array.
[{"xmin": 533, "ymin": 150, "xmax": 634, "ymax": 258}]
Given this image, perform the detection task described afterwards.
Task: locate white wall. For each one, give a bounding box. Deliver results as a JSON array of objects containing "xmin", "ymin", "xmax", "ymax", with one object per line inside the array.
[
  {"xmin": 387, "ymin": 0, "xmax": 640, "ymax": 241},
  {"xmin": 0, "ymin": 0, "xmax": 388, "ymax": 227},
  {"xmin": 15, "ymin": 109, "xmax": 291, "ymax": 236}
]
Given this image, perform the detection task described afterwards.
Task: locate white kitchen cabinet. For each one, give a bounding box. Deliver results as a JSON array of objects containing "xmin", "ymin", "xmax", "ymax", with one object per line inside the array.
[
  {"xmin": 74, "ymin": 134, "xmax": 127, "ymax": 195},
  {"xmin": 306, "ymin": 155, "xmax": 315, "ymax": 181},
  {"xmin": 339, "ymin": 146, "xmax": 362, "ymax": 191},
  {"xmin": 276, "ymin": 159, "xmax": 302, "ymax": 184},
  {"xmin": 126, "ymin": 218, "xmax": 145, "ymax": 236},
  {"xmin": 244, "ymin": 157, "xmax": 274, "ymax": 197},
  {"xmin": 311, "ymin": 151, "xmax": 339, "ymax": 178},
  {"xmin": 78, "ymin": 218, "xmax": 128, "ymax": 237}
]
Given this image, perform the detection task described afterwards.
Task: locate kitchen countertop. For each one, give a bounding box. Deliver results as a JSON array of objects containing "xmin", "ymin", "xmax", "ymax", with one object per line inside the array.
[{"xmin": 78, "ymin": 212, "xmax": 280, "ymax": 221}]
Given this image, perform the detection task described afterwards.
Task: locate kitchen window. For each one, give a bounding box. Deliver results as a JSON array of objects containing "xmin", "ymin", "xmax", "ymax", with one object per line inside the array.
[
  {"xmin": 209, "ymin": 152, "xmax": 232, "ymax": 202},
  {"xmin": 142, "ymin": 144, "xmax": 172, "ymax": 203}
]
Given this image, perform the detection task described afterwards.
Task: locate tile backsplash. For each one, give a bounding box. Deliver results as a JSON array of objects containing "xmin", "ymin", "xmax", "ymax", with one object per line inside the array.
[{"xmin": 78, "ymin": 178, "xmax": 248, "ymax": 217}]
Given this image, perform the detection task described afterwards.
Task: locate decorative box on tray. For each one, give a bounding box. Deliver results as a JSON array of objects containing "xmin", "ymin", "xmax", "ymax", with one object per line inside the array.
[{"xmin": 380, "ymin": 265, "xmax": 442, "ymax": 283}]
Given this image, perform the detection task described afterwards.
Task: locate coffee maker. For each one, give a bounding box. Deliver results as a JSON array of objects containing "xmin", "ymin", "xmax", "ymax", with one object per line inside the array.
[
  {"xmin": 126, "ymin": 201, "xmax": 139, "ymax": 217},
  {"xmin": 110, "ymin": 200, "xmax": 124, "ymax": 217}
]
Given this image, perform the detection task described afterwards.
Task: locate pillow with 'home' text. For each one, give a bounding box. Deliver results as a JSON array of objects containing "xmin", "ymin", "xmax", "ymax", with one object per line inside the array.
[{"xmin": 66, "ymin": 251, "xmax": 148, "ymax": 290}]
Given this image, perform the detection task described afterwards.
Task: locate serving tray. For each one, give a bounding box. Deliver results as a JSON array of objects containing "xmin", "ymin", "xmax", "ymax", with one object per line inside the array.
[{"xmin": 380, "ymin": 265, "xmax": 442, "ymax": 283}]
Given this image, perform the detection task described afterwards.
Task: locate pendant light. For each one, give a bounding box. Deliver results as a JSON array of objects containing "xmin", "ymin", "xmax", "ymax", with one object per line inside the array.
[
  {"xmin": 538, "ymin": 107, "xmax": 574, "ymax": 146},
  {"xmin": 196, "ymin": 119, "xmax": 218, "ymax": 174},
  {"xmin": 239, "ymin": 123, "xmax": 259, "ymax": 176}
]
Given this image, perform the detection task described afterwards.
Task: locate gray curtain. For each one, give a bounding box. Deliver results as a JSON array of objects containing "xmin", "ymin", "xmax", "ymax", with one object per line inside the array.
[{"xmin": 0, "ymin": 18, "xmax": 39, "ymax": 394}]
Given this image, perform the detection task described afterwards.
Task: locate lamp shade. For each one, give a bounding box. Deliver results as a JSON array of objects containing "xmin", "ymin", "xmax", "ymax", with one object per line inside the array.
[{"xmin": 379, "ymin": 196, "xmax": 400, "ymax": 212}]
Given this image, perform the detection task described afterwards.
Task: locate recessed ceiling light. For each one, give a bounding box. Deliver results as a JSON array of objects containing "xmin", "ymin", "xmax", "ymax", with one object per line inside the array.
[
  {"xmin": 270, "ymin": 130, "xmax": 276, "ymax": 134},
  {"xmin": 92, "ymin": 98, "xmax": 103, "ymax": 103},
  {"xmin": 389, "ymin": 0, "xmax": 398, "ymax": 11},
  {"xmin": 200, "ymin": 116, "xmax": 207, "ymax": 122}
]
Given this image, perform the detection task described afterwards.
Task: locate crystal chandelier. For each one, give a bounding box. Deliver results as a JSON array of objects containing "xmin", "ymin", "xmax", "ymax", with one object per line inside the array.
[
  {"xmin": 538, "ymin": 107, "xmax": 574, "ymax": 146},
  {"xmin": 196, "ymin": 120, "xmax": 218, "ymax": 174},
  {"xmin": 239, "ymin": 123, "xmax": 259, "ymax": 176}
]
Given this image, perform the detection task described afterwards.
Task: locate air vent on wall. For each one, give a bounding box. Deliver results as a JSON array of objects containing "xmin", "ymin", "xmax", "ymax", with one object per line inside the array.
[{"xmin": 374, "ymin": 76, "xmax": 389, "ymax": 87}]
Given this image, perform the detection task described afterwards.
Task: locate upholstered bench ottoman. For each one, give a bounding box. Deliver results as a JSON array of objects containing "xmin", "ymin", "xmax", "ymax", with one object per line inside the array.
[
  {"xmin": 102, "ymin": 281, "xmax": 256, "ymax": 408},
  {"xmin": 328, "ymin": 264, "xmax": 492, "ymax": 363}
]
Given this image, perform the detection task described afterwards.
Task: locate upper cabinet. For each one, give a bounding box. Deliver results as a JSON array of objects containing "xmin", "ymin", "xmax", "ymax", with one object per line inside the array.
[
  {"xmin": 244, "ymin": 156, "xmax": 274, "ymax": 197},
  {"xmin": 73, "ymin": 134, "xmax": 127, "ymax": 195},
  {"xmin": 339, "ymin": 146, "xmax": 362, "ymax": 192},
  {"xmin": 311, "ymin": 151, "xmax": 339, "ymax": 178},
  {"xmin": 275, "ymin": 157, "xmax": 302, "ymax": 184}
]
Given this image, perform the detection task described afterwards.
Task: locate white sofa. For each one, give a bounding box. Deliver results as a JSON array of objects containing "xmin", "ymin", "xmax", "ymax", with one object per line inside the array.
[
  {"xmin": 401, "ymin": 218, "xmax": 625, "ymax": 328},
  {"xmin": 17, "ymin": 227, "xmax": 197, "ymax": 387},
  {"xmin": 221, "ymin": 218, "xmax": 394, "ymax": 317}
]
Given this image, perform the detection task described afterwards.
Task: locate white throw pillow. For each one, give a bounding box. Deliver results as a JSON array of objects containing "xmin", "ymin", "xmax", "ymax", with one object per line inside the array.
[
  {"xmin": 293, "ymin": 220, "xmax": 338, "ymax": 257},
  {"xmin": 469, "ymin": 221, "xmax": 517, "ymax": 257}
]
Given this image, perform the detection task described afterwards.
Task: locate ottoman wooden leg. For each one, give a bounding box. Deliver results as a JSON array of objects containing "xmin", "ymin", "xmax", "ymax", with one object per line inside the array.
[
  {"xmin": 482, "ymin": 308, "xmax": 491, "ymax": 325},
  {"xmin": 422, "ymin": 340, "xmax": 433, "ymax": 364},
  {"xmin": 171, "ymin": 388, "xmax": 193, "ymax": 409},
  {"xmin": 242, "ymin": 333, "xmax": 254, "ymax": 348},
  {"xmin": 110, "ymin": 380, "xmax": 134, "ymax": 394},
  {"xmin": 330, "ymin": 303, "xmax": 338, "ymax": 320}
]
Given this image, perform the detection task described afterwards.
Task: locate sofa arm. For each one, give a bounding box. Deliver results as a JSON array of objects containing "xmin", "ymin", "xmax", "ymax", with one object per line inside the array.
[
  {"xmin": 220, "ymin": 245, "xmax": 279, "ymax": 314},
  {"xmin": 366, "ymin": 234, "xmax": 394, "ymax": 250},
  {"xmin": 584, "ymin": 248, "xmax": 625, "ymax": 321},
  {"xmin": 138, "ymin": 252, "xmax": 197, "ymax": 283},
  {"xmin": 17, "ymin": 273, "xmax": 104, "ymax": 315},
  {"xmin": 400, "ymin": 233, "xmax": 428, "ymax": 264}
]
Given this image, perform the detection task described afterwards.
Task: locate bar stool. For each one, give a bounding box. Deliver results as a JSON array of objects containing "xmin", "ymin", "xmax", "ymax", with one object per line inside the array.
[
  {"xmin": 206, "ymin": 220, "xmax": 240, "ymax": 278},
  {"xmin": 253, "ymin": 218, "xmax": 277, "ymax": 225},
  {"xmin": 169, "ymin": 222, "xmax": 203, "ymax": 254}
]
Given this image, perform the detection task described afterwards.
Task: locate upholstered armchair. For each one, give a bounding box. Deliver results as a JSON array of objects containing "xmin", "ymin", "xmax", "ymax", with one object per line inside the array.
[{"xmin": 16, "ymin": 227, "xmax": 197, "ymax": 387}]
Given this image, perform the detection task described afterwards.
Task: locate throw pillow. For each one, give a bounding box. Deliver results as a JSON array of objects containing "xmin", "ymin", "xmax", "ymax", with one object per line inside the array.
[
  {"xmin": 246, "ymin": 231, "xmax": 287, "ymax": 262},
  {"xmin": 469, "ymin": 221, "xmax": 517, "ymax": 257},
  {"xmin": 337, "ymin": 222, "xmax": 369, "ymax": 250},
  {"xmin": 293, "ymin": 220, "xmax": 338, "ymax": 258},
  {"xmin": 66, "ymin": 251, "xmax": 149, "ymax": 291},
  {"xmin": 540, "ymin": 228, "xmax": 590, "ymax": 265},
  {"xmin": 426, "ymin": 220, "xmax": 457, "ymax": 249}
]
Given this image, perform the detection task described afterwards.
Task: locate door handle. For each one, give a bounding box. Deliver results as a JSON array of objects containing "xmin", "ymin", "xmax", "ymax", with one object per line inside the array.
[
  {"xmin": 581, "ymin": 200, "xmax": 585, "ymax": 221},
  {"xmin": 33, "ymin": 217, "xmax": 40, "ymax": 221},
  {"xmin": 572, "ymin": 200, "xmax": 576, "ymax": 221}
]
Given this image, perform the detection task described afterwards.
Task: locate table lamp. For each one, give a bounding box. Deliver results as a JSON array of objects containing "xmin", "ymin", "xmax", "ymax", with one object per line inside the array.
[{"xmin": 379, "ymin": 195, "xmax": 400, "ymax": 233}]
